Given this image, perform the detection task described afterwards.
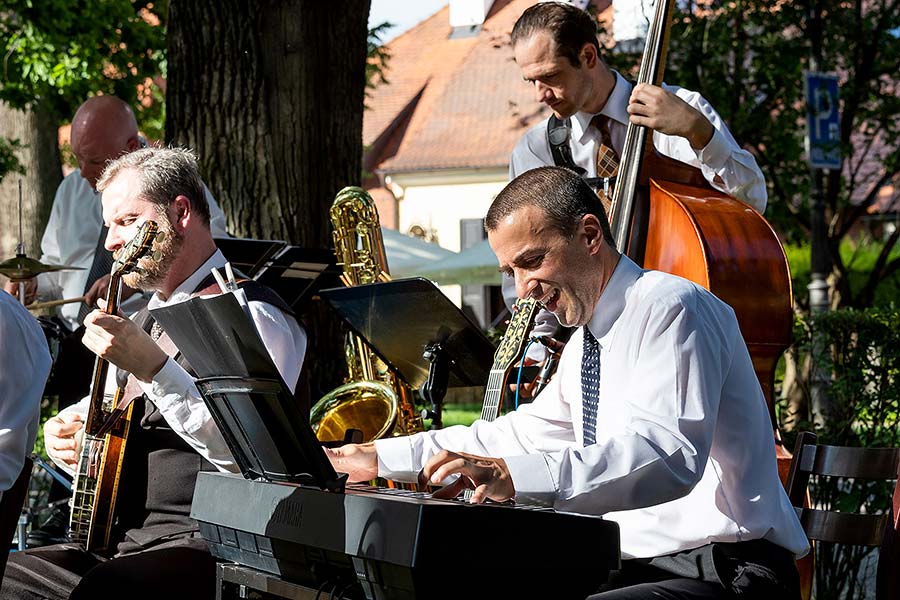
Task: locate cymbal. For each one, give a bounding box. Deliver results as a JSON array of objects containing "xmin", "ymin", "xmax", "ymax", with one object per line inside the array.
[{"xmin": 0, "ymin": 255, "xmax": 83, "ymax": 281}]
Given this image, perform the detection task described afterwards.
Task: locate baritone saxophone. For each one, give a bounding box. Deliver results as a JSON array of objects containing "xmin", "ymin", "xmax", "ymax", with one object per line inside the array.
[{"xmin": 309, "ymin": 186, "xmax": 424, "ymax": 442}]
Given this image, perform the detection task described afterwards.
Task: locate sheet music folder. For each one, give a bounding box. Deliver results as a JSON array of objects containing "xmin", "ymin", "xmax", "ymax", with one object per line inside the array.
[
  {"xmin": 213, "ymin": 237, "xmax": 286, "ymax": 278},
  {"xmin": 319, "ymin": 278, "xmax": 495, "ymax": 391},
  {"xmin": 253, "ymin": 246, "xmax": 342, "ymax": 309},
  {"xmin": 150, "ymin": 293, "xmax": 345, "ymax": 492}
]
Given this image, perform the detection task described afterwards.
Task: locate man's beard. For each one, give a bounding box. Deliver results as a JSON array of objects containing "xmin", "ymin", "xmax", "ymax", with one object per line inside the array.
[{"xmin": 122, "ymin": 213, "xmax": 183, "ymax": 292}]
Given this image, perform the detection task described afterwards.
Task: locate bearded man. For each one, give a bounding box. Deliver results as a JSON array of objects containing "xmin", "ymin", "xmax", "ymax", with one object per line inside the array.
[{"xmin": 1, "ymin": 147, "xmax": 307, "ymax": 600}]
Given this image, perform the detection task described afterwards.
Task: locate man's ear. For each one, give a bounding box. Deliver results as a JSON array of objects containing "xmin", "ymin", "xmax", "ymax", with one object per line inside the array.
[
  {"xmin": 171, "ymin": 195, "xmax": 192, "ymax": 231},
  {"xmin": 581, "ymin": 42, "xmax": 598, "ymax": 69},
  {"xmin": 580, "ymin": 214, "xmax": 605, "ymax": 255},
  {"xmin": 124, "ymin": 135, "xmax": 141, "ymax": 152}
]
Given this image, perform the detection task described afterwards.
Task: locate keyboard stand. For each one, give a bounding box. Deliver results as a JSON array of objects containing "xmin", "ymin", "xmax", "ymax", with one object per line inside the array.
[{"xmin": 218, "ymin": 563, "xmax": 322, "ymax": 600}]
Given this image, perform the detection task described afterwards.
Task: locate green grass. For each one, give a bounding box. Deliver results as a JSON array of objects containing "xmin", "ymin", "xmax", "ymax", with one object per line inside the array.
[{"xmin": 428, "ymin": 403, "xmax": 491, "ymax": 428}]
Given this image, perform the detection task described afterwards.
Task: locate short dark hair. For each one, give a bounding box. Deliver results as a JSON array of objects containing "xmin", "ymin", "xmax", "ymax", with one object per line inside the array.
[
  {"xmin": 485, "ymin": 166, "xmax": 614, "ymax": 245},
  {"xmin": 510, "ymin": 2, "xmax": 600, "ymax": 68},
  {"xmin": 96, "ymin": 146, "xmax": 211, "ymax": 227}
]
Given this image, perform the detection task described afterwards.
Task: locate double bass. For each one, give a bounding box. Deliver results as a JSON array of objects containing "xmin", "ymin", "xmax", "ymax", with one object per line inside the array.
[{"xmin": 607, "ymin": 1, "xmax": 811, "ymax": 596}]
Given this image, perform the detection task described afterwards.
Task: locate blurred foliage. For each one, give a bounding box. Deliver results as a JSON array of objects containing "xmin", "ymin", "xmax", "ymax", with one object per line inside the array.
[
  {"xmin": 785, "ymin": 238, "xmax": 900, "ymax": 311},
  {"xmin": 366, "ymin": 21, "xmax": 392, "ymax": 103},
  {"xmin": 605, "ymin": 0, "xmax": 900, "ymax": 309},
  {"xmin": 0, "ymin": 0, "xmax": 168, "ymax": 138},
  {"xmin": 0, "ymin": 137, "xmax": 26, "ymax": 182},
  {"xmin": 784, "ymin": 306, "xmax": 900, "ymax": 599}
]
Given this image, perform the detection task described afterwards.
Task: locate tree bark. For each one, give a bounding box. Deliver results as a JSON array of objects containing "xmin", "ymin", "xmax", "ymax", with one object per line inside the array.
[
  {"xmin": 166, "ymin": 0, "xmax": 369, "ymax": 244},
  {"xmin": 0, "ymin": 102, "xmax": 61, "ymax": 266},
  {"xmin": 166, "ymin": 0, "xmax": 371, "ymax": 405}
]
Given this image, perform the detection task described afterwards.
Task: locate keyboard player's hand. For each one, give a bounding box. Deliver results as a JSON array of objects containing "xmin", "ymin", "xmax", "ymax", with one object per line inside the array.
[
  {"xmin": 423, "ymin": 450, "xmax": 514, "ymax": 504},
  {"xmin": 325, "ymin": 443, "xmax": 378, "ymax": 482}
]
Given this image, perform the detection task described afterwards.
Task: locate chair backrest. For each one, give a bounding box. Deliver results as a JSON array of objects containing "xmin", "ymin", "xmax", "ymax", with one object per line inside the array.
[
  {"xmin": 0, "ymin": 457, "xmax": 33, "ymax": 581},
  {"xmin": 785, "ymin": 431, "xmax": 900, "ymax": 598}
]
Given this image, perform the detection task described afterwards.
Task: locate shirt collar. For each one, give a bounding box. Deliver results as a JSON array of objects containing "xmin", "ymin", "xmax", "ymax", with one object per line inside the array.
[
  {"xmin": 585, "ymin": 254, "xmax": 644, "ymax": 346},
  {"xmin": 572, "ymin": 71, "xmax": 633, "ymax": 144},
  {"xmin": 147, "ymin": 249, "xmax": 226, "ymax": 309}
]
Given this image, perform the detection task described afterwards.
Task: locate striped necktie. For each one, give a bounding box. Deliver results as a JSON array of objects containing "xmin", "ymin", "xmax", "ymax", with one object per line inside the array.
[{"xmin": 581, "ymin": 326, "xmax": 601, "ymax": 446}]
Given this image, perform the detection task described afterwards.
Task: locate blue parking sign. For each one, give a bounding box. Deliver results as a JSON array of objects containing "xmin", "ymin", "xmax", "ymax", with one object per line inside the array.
[{"xmin": 805, "ymin": 72, "xmax": 841, "ymax": 170}]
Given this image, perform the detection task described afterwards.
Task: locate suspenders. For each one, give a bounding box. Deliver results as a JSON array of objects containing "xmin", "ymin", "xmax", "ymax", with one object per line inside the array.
[
  {"xmin": 546, "ymin": 115, "xmax": 617, "ymax": 195},
  {"xmin": 547, "ymin": 115, "xmax": 586, "ymax": 175}
]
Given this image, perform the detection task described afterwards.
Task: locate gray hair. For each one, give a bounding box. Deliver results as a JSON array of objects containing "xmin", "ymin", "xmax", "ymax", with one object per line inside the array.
[{"xmin": 96, "ymin": 146, "xmax": 211, "ymax": 226}]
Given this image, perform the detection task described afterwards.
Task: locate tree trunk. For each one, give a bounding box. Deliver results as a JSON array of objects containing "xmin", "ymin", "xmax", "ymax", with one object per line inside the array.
[
  {"xmin": 0, "ymin": 102, "xmax": 61, "ymax": 266},
  {"xmin": 779, "ymin": 344, "xmax": 809, "ymax": 431},
  {"xmin": 166, "ymin": 0, "xmax": 369, "ymax": 244},
  {"xmin": 166, "ymin": 0, "xmax": 371, "ymax": 405}
]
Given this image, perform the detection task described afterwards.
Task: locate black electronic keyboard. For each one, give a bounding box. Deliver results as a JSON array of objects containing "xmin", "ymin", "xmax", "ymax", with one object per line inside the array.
[{"xmin": 192, "ymin": 472, "xmax": 620, "ymax": 600}]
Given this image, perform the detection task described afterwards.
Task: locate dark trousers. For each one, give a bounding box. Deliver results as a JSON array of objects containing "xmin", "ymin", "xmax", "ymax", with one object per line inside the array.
[
  {"xmin": 1, "ymin": 540, "xmax": 217, "ymax": 600},
  {"xmin": 588, "ymin": 539, "xmax": 801, "ymax": 600}
]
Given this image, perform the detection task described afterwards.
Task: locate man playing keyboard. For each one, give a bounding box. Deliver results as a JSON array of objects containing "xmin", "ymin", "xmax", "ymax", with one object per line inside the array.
[{"xmin": 328, "ymin": 167, "xmax": 808, "ymax": 600}]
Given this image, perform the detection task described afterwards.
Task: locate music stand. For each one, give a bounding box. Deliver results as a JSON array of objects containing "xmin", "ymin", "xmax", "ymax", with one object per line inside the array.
[
  {"xmin": 253, "ymin": 246, "xmax": 342, "ymax": 310},
  {"xmin": 150, "ymin": 292, "xmax": 346, "ymax": 492},
  {"xmin": 214, "ymin": 238, "xmax": 286, "ymax": 278},
  {"xmin": 319, "ymin": 278, "xmax": 495, "ymax": 428}
]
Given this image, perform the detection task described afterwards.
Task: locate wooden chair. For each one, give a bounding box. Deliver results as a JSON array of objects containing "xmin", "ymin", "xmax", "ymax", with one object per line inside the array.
[
  {"xmin": 0, "ymin": 457, "xmax": 33, "ymax": 581},
  {"xmin": 785, "ymin": 431, "xmax": 900, "ymax": 599}
]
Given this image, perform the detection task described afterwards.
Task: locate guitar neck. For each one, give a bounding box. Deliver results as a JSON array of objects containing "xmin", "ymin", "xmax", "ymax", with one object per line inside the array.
[
  {"xmin": 83, "ymin": 275, "xmax": 122, "ymax": 435},
  {"xmin": 480, "ymin": 369, "xmax": 509, "ymax": 422}
]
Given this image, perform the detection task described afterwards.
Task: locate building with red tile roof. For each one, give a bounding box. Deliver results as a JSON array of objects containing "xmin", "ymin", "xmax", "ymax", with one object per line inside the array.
[
  {"xmin": 364, "ymin": 0, "xmax": 612, "ymax": 237},
  {"xmin": 360, "ymin": 0, "xmax": 610, "ymax": 324}
]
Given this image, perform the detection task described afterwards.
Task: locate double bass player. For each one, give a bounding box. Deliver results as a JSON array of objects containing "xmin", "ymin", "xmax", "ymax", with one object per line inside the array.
[{"xmin": 505, "ymin": 2, "xmax": 768, "ymax": 358}]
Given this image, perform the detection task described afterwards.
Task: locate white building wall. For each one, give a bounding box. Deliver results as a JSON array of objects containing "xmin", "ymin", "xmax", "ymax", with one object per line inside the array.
[
  {"xmin": 386, "ymin": 168, "xmax": 507, "ymax": 307},
  {"xmin": 398, "ymin": 180, "xmax": 506, "ymax": 252}
]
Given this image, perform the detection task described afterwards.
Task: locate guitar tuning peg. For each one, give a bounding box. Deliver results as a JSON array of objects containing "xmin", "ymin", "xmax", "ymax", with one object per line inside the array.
[
  {"xmin": 152, "ymin": 249, "xmax": 162, "ymax": 261},
  {"xmin": 155, "ymin": 231, "xmax": 167, "ymax": 244}
]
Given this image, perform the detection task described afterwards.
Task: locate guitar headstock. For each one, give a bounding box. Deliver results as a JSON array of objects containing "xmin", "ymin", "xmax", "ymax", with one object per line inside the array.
[
  {"xmin": 492, "ymin": 297, "xmax": 541, "ymax": 371},
  {"xmin": 111, "ymin": 220, "xmax": 160, "ymax": 278}
]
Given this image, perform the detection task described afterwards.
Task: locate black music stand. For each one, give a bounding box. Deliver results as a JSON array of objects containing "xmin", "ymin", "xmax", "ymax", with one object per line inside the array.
[
  {"xmin": 150, "ymin": 292, "xmax": 346, "ymax": 492},
  {"xmin": 319, "ymin": 278, "xmax": 495, "ymax": 429},
  {"xmin": 253, "ymin": 246, "xmax": 342, "ymax": 310},
  {"xmin": 214, "ymin": 237, "xmax": 286, "ymax": 278}
]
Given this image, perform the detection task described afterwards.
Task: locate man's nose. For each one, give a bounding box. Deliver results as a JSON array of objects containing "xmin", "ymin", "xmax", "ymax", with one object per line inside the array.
[
  {"xmin": 515, "ymin": 274, "xmax": 537, "ymax": 300},
  {"xmin": 103, "ymin": 228, "xmax": 120, "ymax": 252},
  {"xmin": 533, "ymin": 81, "xmax": 550, "ymax": 104}
]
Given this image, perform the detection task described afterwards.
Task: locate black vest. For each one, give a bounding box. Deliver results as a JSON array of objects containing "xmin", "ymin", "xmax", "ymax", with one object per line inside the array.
[{"xmin": 113, "ymin": 275, "xmax": 294, "ymax": 553}]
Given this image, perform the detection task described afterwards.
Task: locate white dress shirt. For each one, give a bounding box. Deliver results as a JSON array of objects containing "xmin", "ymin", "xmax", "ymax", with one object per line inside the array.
[
  {"xmin": 36, "ymin": 170, "xmax": 229, "ymax": 331},
  {"xmin": 376, "ymin": 256, "xmax": 809, "ymax": 560},
  {"xmin": 58, "ymin": 250, "xmax": 306, "ymax": 474},
  {"xmin": 509, "ymin": 71, "xmax": 767, "ymax": 213},
  {"xmin": 0, "ymin": 291, "xmax": 52, "ymax": 500}
]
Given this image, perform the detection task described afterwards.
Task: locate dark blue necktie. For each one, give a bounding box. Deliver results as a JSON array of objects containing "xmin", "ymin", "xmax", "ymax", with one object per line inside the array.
[
  {"xmin": 77, "ymin": 225, "xmax": 113, "ymax": 324},
  {"xmin": 581, "ymin": 326, "xmax": 601, "ymax": 446}
]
